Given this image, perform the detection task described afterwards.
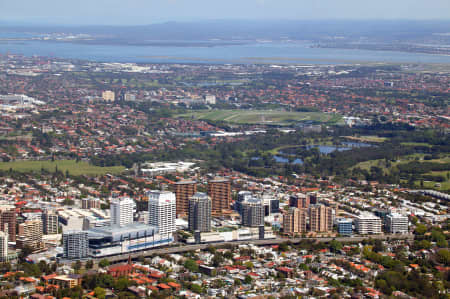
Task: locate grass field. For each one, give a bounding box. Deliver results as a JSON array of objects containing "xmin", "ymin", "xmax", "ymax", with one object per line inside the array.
[
  {"xmin": 352, "ymin": 154, "xmax": 450, "ymax": 192},
  {"xmin": 415, "ymin": 180, "xmax": 450, "ymax": 191},
  {"xmin": 0, "ymin": 160, "xmax": 125, "ymax": 176},
  {"xmin": 351, "ymin": 154, "xmax": 450, "ymax": 172},
  {"xmin": 344, "ymin": 135, "xmax": 387, "ymax": 143},
  {"xmin": 177, "ymin": 110, "xmax": 342, "ymax": 125},
  {"xmin": 400, "ymin": 142, "xmax": 433, "ymax": 147}
]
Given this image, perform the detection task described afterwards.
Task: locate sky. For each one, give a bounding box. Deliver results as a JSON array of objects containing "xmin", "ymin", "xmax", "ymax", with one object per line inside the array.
[{"xmin": 1, "ymin": 0, "xmax": 450, "ymax": 25}]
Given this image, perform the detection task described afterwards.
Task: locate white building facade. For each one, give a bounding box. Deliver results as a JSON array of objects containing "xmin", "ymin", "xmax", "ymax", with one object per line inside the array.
[
  {"xmin": 63, "ymin": 230, "xmax": 89, "ymax": 259},
  {"xmin": 386, "ymin": 213, "xmax": 409, "ymax": 234},
  {"xmin": 0, "ymin": 231, "xmax": 8, "ymax": 260},
  {"xmin": 110, "ymin": 197, "xmax": 135, "ymax": 227},
  {"xmin": 147, "ymin": 191, "xmax": 176, "ymax": 237},
  {"xmin": 354, "ymin": 213, "xmax": 382, "ymax": 234}
]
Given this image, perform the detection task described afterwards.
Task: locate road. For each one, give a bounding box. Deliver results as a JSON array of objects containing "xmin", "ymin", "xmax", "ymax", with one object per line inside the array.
[{"xmin": 100, "ymin": 234, "xmax": 414, "ymax": 264}]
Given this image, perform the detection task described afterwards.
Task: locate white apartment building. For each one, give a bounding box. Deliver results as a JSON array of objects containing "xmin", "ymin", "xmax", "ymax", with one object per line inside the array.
[
  {"xmin": 0, "ymin": 231, "xmax": 8, "ymax": 260},
  {"xmin": 42, "ymin": 211, "xmax": 59, "ymax": 234},
  {"xmin": 386, "ymin": 213, "xmax": 409, "ymax": 234},
  {"xmin": 354, "ymin": 212, "xmax": 382, "ymax": 234},
  {"xmin": 147, "ymin": 191, "xmax": 176, "ymax": 236},
  {"xmin": 63, "ymin": 230, "xmax": 89, "ymax": 259},
  {"xmin": 102, "ymin": 90, "xmax": 115, "ymax": 101},
  {"xmin": 110, "ymin": 197, "xmax": 135, "ymax": 227}
]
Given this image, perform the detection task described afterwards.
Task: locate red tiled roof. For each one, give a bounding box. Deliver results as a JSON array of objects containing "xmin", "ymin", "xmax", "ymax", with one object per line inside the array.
[
  {"xmin": 167, "ymin": 282, "xmax": 181, "ymax": 288},
  {"xmin": 108, "ymin": 264, "xmax": 134, "ymax": 272},
  {"xmin": 157, "ymin": 283, "xmax": 170, "ymax": 290},
  {"xmin": 277, "ymin": 267, "xmax": 293, "ymax": 272},
  {"xmin": 42, "ymin": 273, "xmax": 58, "ymax": 281}
]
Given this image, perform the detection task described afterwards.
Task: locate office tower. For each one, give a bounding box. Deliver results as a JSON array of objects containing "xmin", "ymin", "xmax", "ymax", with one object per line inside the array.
[
  {"xmin": 354, "ymin": 213, "xmax": 382, "ymax": 234},
  {"xmin": 236, "ymin": 191, "xmax": 252, "ymax": 214},
  {"xmin": 336, "ymin": 218, "xmax": 353, "ymax": 236},
  {"xmin": 283, "ymin": 208, "xmax": 307, "ymax": 235},
  {"xmin": 0, "ymin": 231, "xmax": 8, "ymax": 261},
  {"xmin": 309, "ymin": 205, "xmax": 333, "ymax": 232},
  {"xmin": 110, "ymin": 197, "xmax": 135, "ymax": 227},
  {"xmin": 102, "ymin": 90, "xmax": 115, "ymax": 101},
  {"xmin": 63, "ymin": 231, "xmax": 89, "ymax": 259},
  {"xmin": 0, "ymin": 208, "xmax": 16, "ymax": 242},
  {"xmin": 188, "ymin": 192, "xmax": 212, "ymax": 232},
  {"xmin": 386, "ymin": 213, "xmax": 409, "ymax": 234},
  {"xmin": 289, "ymin": 194, "xmax": 310, "ymax": 209},
  {"xmin": 17, "ymin": 219, "xmax": 43, "ymax": 250},
  {"xmin": 208, "ymin": 178, "xmax": 231, "ymax": 214},
  {"xmin": 241, "ymin": 198, "xmax": 265, "ymax": 227},
  {"xmin": 42, "ymin": 210, "xmax": 59, "ymax": 234},
  {"xmin": 173, "ymin": 180, "xmax": 197, "ymax": 217},
  {"xmin": 148, "ymin": 191, "xmax": 176, "ymax": 236}
]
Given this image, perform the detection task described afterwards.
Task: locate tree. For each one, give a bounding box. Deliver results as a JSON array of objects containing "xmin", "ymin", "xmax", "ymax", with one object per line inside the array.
[
  {"xmin": 431, "ymin": 230, "xmax": 447, "ymax": 247},
  {"xmin": 19, "ymin": 245, "xmax": 34, "ymax": 262},
  {"xmin": 99, "ymin": 259, "xmax": 110, "ymax": 268},
  {"xmin": 206, "ymin": 245, "xmax": 217, "ymax": 254},
  {"xmin": 0, "ymin": 262, "xmax": 12, "ymax": 272},
  {"xmin": 94, "ymin": 287, "xmax": 106, "ymax": 299},
  {"xmin": 223, "ymin": 251, "xmax": 233, "ymax": 260},
  {"xmin": 212, "ymin": 253, "xmax": 224, "ymax": 267},
  {"xmin": 244, "ymin": 261, "xmax": 254, "ymax": 269},
  {"xmin": 114, "ymin": 277, "xmax": 132, "ymax": 292},
  {"xmin": 373, "ymin": 240, "xmax": 384, "ymax": 253},
  {"xmin": 72, "ymin": 260, "xmax": 82, "ymax": 271},
  {"xmin": 414, "ymin": 224, "xmax": 427, "ymax": 235},
  {"xmin": 184, "ymin": 259, "xmax": 199, "ymax": 272},
  {"xmin": 375, "ymin": 279, "xmax": 392, "ymax": 295},
  {"xmin": 244, "ymin": 275, "xmax": 253, "ymax": 284},
  {"xmin": 234, "ymin": 278, "xmax": 242, "ymax": 286},
  {"xmin": 330, "ymin": 240, "xmax": 343, "ymax": 252},
  {"xmin": 279, "ymin": 242, "xmax": 289, "ymax": 252},
  {"xmin": 437, "ymin": 249, "xmax": 450, "ymax": 266},
  {"xmin": 416, "ymin": 240, "xmax": 432, "ymax": 250},
  {"xmin": 85, "ymin": 260, "xmax": 94, "ymax": 270},
  {"xmin": 190, "ymin": 283, "xmax": 203, "ymax": 294}
]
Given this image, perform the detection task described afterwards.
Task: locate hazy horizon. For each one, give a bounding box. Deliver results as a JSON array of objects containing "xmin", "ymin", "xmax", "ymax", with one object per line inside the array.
[{"xmin": 1, "ymin": 0, "xmax": 450, "ymax": 26}]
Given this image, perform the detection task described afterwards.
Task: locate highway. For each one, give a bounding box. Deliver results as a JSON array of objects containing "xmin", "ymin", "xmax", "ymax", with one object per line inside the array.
[{"xmin": 99, "ymin": 234, "xmax": 414, "ymax": 264}]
